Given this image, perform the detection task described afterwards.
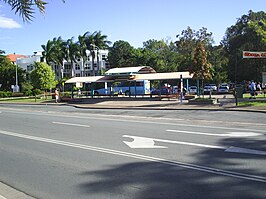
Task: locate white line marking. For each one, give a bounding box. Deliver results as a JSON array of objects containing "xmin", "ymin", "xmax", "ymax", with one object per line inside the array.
[
  {"xmin": 0, "ymin": 130, "xmax": 266, "ymax": 183},
  {"xmin": 0, "ymin": 195, "xmax": 7, "ymax": 199},
  {"xmin": 52, "ymin": 121, "xmax": 90, "ymax": 128},
  {"xmin": 2, "ymin": 109, "xmax": 266, "ymax": 133},
  {"xmin": 123, "ymin": 135, "xmax": 225, "ymax": 149},
  {"xmin": 123, "ymin": 135, "xmax": 266, "ymax": 156},
  {"xmin": 166, "ymin": 129, "xmax": 262, "ymax": 137}
]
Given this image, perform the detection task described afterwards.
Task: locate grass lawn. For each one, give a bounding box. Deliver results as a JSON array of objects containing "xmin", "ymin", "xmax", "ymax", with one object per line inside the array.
[
  {"xmin": 0, "ymin": 96, "xmax": 54, "ymax": 103},
  {"xmin": 243, "ymin": 93, "xmax": 266, "ymax": 98},
  {"xmin": 238, "ymin": 101, "xmax": 266, "ymax": 107}
]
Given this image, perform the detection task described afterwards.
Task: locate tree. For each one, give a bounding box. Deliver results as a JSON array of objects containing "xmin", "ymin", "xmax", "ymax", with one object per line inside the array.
[
  {"xmin": 222, "ymin": 10, "xmax": 266, "ymax": 82},
  {"xmin": 191, "ymin": 41, "xmax": 213, "ymax": 95},
  {"xmin": 30, "ymin": 62, "xmax": 56, "ymax": 91},
  {"xmin": 175, "ymin": 26, "xmax": 213, "ymax": 71},
  {"xmin": 41, "ymin": 37, "xmax": 65, "ymax": 78},
  {"xmin": 64, "ymin": 37, "xmax": 80, "ymax": 77},
  {"xmin": 108, "ymin": 40, "xmax": 136, "ymax": 68},
  {"xmin": 0, "ymin": 54, "xmax": 25, "ymax": 91},
  {"xmin": 140, "ymin": 39, "xmax": 179, "ymax": 72},
  {"xmin": 83, "ymin": 31, "xmax": 111, "ymax": 75},
  {"xmin": 209, "ymin": 45, "xmax": 229, "ymax": 84},
  {"xmin": 78, "ymin": 34, "xmax": 89, "ymax": 76},
  {"xmin": 2, "ymin": 0, "xmax": 65, "ymax": 22}
]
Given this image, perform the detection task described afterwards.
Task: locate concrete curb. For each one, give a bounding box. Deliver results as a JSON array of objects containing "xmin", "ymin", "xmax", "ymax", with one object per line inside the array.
[
  {"xmin": 0, "ymin": 182, "xmax": 35, "ymax": 199},
  {"xmin": 0, "ymin": 101, "xmax": 265, "ymax": 113}
]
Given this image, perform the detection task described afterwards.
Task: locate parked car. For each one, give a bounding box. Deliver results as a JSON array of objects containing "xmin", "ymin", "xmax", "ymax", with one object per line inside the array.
[
  {"xmin": 151, "ymin": 88, "xmax": 171, "ymax": 95},
  {"xmin": 220, "ymin": 83, "xmax": 229, "ymax": 90},
  {"xmin": 208, "ymin": 84, "xmax": 217, "ymax": 91},
  {"xmin": 203, "ymin": 85, "xmax": 212, "ymax": 94},
  {"xmin": 218, "ymin": 86, "xmax": 229, "ymax": 94},
  {"xmin": 189, "ymin": 86, "xmax": 197, "ymax": 94}
]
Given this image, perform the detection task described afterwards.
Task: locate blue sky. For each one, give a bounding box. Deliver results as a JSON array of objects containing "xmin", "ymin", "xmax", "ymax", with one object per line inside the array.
[{"xmin": 0, "ymin": 0, "xmax": 265, "ymax": 55}]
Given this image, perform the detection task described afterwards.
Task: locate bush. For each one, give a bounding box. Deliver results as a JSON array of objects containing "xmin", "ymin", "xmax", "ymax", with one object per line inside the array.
[
  {"xmin": 0, "ymin": 91, "xmax": 12, "ymax": 98},
  {"xmin": 12, "ymin": 92, "xmax": 24, "ymax": 97},
  {"xmin": 32, "ymin": 88, "xmax": 42, "ymax": 96},
  {"xmin": 21, "ymin": 82, "xmax": 33, "ymax": 96}
]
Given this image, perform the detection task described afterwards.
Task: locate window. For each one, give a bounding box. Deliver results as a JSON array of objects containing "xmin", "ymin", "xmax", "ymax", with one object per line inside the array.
[
  {"xmin": 84, "ymin": 64, "xmax": 90, "ymax": 70},
  {"xmin": 75, "ymin": 64, "xmax": 80, "ymax": 70}
]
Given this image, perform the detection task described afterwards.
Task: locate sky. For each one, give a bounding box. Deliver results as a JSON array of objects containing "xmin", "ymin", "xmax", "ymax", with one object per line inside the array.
[{"xmin": 0, "ymin": 0, "xmax": 265, "ymax": 55}]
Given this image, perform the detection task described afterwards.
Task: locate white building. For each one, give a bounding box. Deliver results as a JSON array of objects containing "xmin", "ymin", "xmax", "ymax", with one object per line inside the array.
[{"xmin": 16, "ymin": 50, "xmax": 110, "ymax": 79}]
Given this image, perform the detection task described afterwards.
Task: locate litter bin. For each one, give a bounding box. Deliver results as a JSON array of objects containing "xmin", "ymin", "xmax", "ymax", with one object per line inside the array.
[{"xmin": 235, "ymin": 87, "xmax": 243, "ymax": 98}]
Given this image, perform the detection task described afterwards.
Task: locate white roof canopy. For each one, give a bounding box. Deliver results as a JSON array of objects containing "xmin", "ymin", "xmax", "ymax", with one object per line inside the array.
[
  {"xmin": 105, "ymin": 66, "xmax": 156, "ymax": 75},
  {"xmin": 131, "ymin": 72, "xmax": 193, "ymax": 81},
  {"xmin": 65, "ymin": 76, "xmax": 111, "ymax": 83}
]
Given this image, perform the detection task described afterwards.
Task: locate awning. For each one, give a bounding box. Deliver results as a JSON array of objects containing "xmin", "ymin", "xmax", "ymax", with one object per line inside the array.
[
  {"xmin": 131, "ymin": 72, "xmax": 193, "ymax": 81},
  {"xmin": 105, "ymin": 66, "xmax": 156, "ymax": 75},
  {"xmin": 65, "ymin": 76, "xmax": 112, "ymax": 84}
]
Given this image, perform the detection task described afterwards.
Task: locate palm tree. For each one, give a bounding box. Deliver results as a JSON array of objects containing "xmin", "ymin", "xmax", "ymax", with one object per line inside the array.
[
  {"xmin": 65, "ymin": 37, "xmax": 80, "ymax": 77},
  {"xmin": 2, "ymin": 0, "xmax": 65, "ymax": 22},
  {"xmin": 93, "ymin": 31, "xmax": 111, "ymax": 74},
  {"xmin": 78, "ymin": 34, "xmax": 89, "ymax": 76},
  {"xmin": 82, "ymin": 32, "xmax": 95, "ymax": 75},
  {"xmin": 83, "ymin": 31, "xmax": 111, "ymax": 76},
  {"xmin": 42, "ymin": 37, "xmax": 65, "ymax": 78},
  {"xmin": 0, "ymin": 50, "xmax": 5, "ymax": 55}
]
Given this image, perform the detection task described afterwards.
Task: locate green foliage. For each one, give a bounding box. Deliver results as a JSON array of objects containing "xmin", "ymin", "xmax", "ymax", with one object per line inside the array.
[
  {"xmin": 0, "ymin": 91, "xmax": 12, "ymax": 98},
  {"xmin": 191, "ymin": 42, "xmax": 213, "ymax": 80},
  {"xmin": 21, "ymin": 82, "xmax": 33, "ymax": 96},
  {"xmin": 108, "ymin": 40, "xmax": 136, "ymax": 67},
  {"xmin": 30, "ymin": 62, "xmax": 56, "ymax": 90},
  {"xmin": 32, "ymin": 88, "xmax": 42, "ymax": 96},
  {"xmin": 175, "ymin": 26, "xmax": 213, "ymax": 71},
  {"xmin": 2, "ymin": 0, "xmax": 65, "ymax": 22},
  {"xmin": 222, "ymin": 10, "xmax": 266, "ymax": 82},
  {"xmin": 0, "ymin": 54, "xmax": 26, "ymax": 91}
]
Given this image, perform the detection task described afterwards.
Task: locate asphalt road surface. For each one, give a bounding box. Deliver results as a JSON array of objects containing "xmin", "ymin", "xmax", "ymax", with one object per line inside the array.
[{"xmin": 0, "ymin": 104, "xmax": 266, "ymax": 199}]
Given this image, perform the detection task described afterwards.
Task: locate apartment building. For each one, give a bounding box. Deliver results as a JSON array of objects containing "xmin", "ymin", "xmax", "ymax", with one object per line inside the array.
[{"xmin": 15, "ymin": 50, "xmax": 110, "ymax": 79}]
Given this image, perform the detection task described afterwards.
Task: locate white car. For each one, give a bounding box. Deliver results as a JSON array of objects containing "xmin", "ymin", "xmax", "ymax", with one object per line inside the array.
[
  {"xmin": 208, "ymin": 84, "xmax": 217, "ymax": 91},
  {"xmin": 218, "ymin": 86, "xmax": 229, "ymax": 93},
  {"xmin": 189, "ymin": 86, "xmax": 197, "ymax": 94},
  {"xmin": 220, "ymin": 83, "xmax": 229, "ymax": 90},
  {"xmin": 203, "ymin": 85, "xmax": 212, "ymax": 94}
]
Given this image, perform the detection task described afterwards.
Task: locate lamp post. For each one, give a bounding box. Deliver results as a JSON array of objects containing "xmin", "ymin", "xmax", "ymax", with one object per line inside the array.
[
  {"xmin": 14, "ymin": 64, "xmax": 19, "ymax": 92},
  {"xmin": 90, "ymin": 44, "xmax": 100, "ymax": 75}
]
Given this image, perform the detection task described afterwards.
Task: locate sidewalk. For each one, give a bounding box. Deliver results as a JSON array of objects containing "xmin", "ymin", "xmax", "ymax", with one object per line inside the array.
[
  {"xmin": 67, "ymin": 96, "xmax": 266, "ymax": 113},
  {"xmin": 0, "ymin": 95, "xmax": 265, "ymax": 113}
]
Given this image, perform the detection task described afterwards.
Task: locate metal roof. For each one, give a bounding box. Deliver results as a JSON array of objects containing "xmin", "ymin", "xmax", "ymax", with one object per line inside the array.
[
  {"xmin": 65, "ymin": 76, "xmax": 112, "ymax": 83},
  {"xmin": 131, "ymin": 72, "xmax": 193, "ymax": 81},
  {"xmin": 105, "ymin": 66, "xmax": 156, "ymax": 75},
  {"xmin": 65, "ymin": 71, "xmax": 193, "ymax": 84}
]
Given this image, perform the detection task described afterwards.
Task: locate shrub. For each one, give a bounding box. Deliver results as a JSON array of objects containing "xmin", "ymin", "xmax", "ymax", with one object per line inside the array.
[
  {"xmin": 32, "ymin": 88, "xmax": 42, "ymax": 96},
  {"xmin": 12, "ymin": 92, "xmax": 24, "ymax": 97},
  {"xmin": 21, "ymin": 82, "xmax": 33, "ymax": 96},
  {"xmin": 0, "ymin": 91, "xmax": 12, "ymax": 98}
]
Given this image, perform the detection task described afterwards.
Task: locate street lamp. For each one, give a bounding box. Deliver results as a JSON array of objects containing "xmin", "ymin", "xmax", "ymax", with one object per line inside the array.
[
  {"xmin": 90, "ymin": 44, "xmax": 100, "ymax": 75},
  {"xmin": 14, "ymin": 64, "xmax": 19, "ymax": 92}
]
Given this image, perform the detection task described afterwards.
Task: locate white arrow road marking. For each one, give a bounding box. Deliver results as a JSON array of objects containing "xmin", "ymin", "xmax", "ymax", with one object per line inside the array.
[
  {"xmin": 123, "ymin": 135, "xmax": 225, "ymax": 149},
  {"xmin": 166, "ymin": 129, "xmax": 262, "ymax": 137},
  {"xmin": 1, "ymin": 130, "xmax": 266, "ymax": 183},
  {"xmin": 52, "ymin": 121, "xmax": 90, "ymax": 128},
  {"xmin": 123, "ymin": 135, "xmax": 266, "ymax": 156}
]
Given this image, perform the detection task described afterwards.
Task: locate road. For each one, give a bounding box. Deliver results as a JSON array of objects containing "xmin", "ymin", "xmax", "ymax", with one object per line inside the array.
[{"xmin": 0, "ymin": 104, "xmax": 266, "ymax": 199}]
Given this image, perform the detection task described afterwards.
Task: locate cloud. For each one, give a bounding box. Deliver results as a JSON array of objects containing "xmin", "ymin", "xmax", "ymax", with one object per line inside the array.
[{"xmin": 0, "ymin": 16, "xmax": 21, "ymax": 29}]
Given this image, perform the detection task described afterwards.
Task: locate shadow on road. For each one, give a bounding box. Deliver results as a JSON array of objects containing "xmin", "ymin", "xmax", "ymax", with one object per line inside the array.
[{"xmin": 77, "ymin": 136, "xmax": 266, "ymax": 199}]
